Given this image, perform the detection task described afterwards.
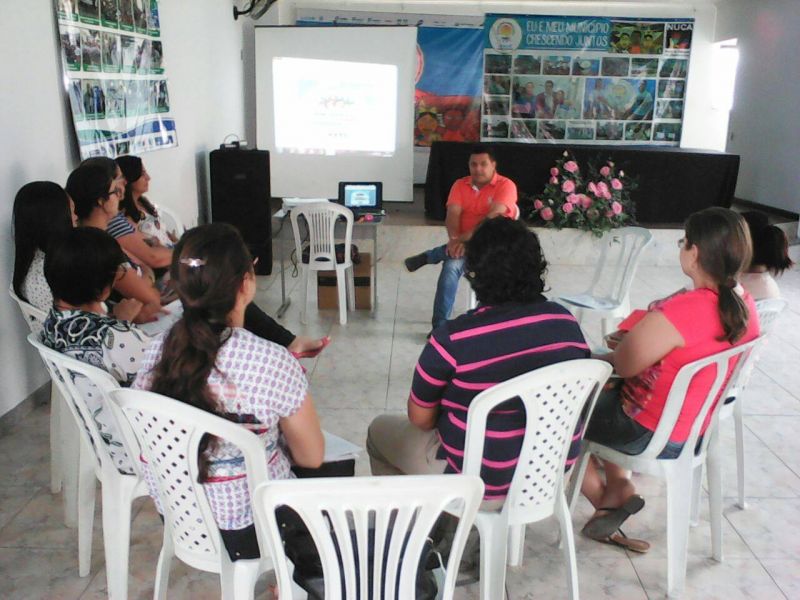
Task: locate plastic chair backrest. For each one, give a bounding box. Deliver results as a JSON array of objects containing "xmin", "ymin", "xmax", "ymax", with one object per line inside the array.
[
  {"xmin": 26, "ymin": 333, "xmax": 133, "ymax": 476},
  {"xmin": 9, "ymin": 285, "xmax": 47, "ymax": 334},
  {"xmin": 582, "ymin": 227, "xmax": 653, "ymax": 303},
  {"xmin": 253, "ymin": 475, "xmax": 483, "ymax": 600},
  {"xmin": 154, "ymin": 204, "xmax": 184, "ymax": 238},
  {"xmin": 462, "ymin": 359, "xmax": 612, "ymax": 525},
  {"xmin": 754, "ymin": 298, "xmax": 787, "ymax": 335},
  {"xmin": 290, "ymin": 202, "xmax": 354, "ymax": 270},
  {"xmin": 638, "ymin": 337, "xmax": 761, "ymax": 460},
  {"xmin": 108, "ymin": 388, "xmax": 270, "ymax": 571}
]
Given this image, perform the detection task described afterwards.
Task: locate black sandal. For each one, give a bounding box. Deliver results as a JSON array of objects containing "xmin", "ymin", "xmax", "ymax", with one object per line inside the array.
[{"xmin": 582, "ymin": 494, "xmax": 646, "ymax": 540}]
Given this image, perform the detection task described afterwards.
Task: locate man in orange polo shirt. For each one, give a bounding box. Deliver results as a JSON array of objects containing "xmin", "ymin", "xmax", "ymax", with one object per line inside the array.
[{"xmin": 405, "ymin": 145, "xmax": 518, "ymax": 330}]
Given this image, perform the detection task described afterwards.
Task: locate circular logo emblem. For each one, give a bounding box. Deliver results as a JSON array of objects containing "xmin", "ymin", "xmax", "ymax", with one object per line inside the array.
[{"xmin": 489, "ymin": 18, "xmax": 522, "ymax": 51}]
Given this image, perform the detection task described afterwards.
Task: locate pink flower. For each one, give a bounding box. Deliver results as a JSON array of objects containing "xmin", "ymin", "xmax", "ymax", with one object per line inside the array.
[
  {"xmin": 588, "ymin": 181, "xmax": 598, "ymax": 195},
  {"xmin": 540, "ymin": 207, "xmax": 554, "ymax": 221},
  {"xmin": 611, "ymin": 178, "xmax": 623, "ymax": 190},
  {"xmin": 549, "ymin": 176, "xmax": 558, "ymax": 184},
  {"xmin": 533, "ymin": 199, "xmax": 543, "ymax": 210},
  {"xmin": 611, "ymin": 201, "xmax": 623, "ymax": 215},
  {"xmin": 578, "ymin": 194, "xmax": 592, "ymax": 209},
  {"xmin": 600, "ymin": 166, "xmax": 611, "ymax": 177},
  {"xmin": 562, "ymin": 179, "xmax": 576, "ymax": 193},
  {"xmin": 605, "ymin": 210, "xmax": 614, "ymax": 218},
  {"xmin": 597, "ymin": 181, "xmax": 610, "ymax": 197},
  {"xmin": 563, "ymin": 202, "xmax": 574, "ymax": 214},
  {"xmin": 564, "ymin": 161, "xmax": 579, "ymax": 173},
  {"xmin": 550, "ymin": 167, "xmax": 559, "ymax": 176},
  {"xmin": 566, "ymin": 193, "xmax": 579, "ymax": 204}
]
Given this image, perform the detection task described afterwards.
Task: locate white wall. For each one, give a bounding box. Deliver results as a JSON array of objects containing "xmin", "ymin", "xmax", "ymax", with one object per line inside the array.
[
  {"xmin": 0, "ymin": 0, "xmax": 247, "ymax": 418},
  {"xmin": 716, "ymin": 0, "xmax": 800, "ymax": 214}
]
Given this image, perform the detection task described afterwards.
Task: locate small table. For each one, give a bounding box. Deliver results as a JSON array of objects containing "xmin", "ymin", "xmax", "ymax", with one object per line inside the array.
[{"xmin": 272, "ymin": 204, "xmax": 382, "ymax": 319}]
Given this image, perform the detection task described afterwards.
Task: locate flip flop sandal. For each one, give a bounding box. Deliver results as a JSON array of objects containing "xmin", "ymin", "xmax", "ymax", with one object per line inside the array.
[
  {"xmin": 291, "ymin": 336, "xmax": 331, "ymax": 359},
  {"xmin": 582, "ymin": 494, "xmax": 646, "ymax": 541},
  {"xmin": 603, "ymin": 529, "xmax": 650, "ymax": 554}
]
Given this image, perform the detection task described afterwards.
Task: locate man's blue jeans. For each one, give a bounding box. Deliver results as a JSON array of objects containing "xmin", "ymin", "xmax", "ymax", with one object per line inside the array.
[{"xmin": 425, "ymin": 244, "xmax": 465, "ymax": 329}]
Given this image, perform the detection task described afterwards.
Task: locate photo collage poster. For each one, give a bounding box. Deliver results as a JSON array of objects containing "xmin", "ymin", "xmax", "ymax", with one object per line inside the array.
[
  {"xmin": 55, "ymin": 0, "xmax": 177, "ymax": 159},
  {"xmin": 482, "ymin": 15, "xmax": 693, "ymax": 145}
]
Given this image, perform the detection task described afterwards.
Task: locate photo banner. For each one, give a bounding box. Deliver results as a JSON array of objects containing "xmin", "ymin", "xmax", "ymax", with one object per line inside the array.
[
  {"xmin": 482, "ymin": 14, "xmax": 693, "ymax": 145},
  {"xmin": 296, "ymin": 9, "xmax": 483, "ymax": 147},
  {"xmin": 55, "ymin": 0, "xmax": 178, "ymax": 159}
]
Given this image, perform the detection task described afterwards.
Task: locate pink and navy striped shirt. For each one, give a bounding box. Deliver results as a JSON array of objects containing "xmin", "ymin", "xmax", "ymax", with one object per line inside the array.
[{"xmin": 412, "ymin": 300, "xmax": 589, "ymax": 500}]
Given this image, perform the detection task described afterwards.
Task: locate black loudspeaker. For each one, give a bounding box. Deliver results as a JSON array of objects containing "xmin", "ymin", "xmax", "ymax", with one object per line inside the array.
[{"xmin": 209, "ymin": 148, "xmax": 272, "ymax": 275}]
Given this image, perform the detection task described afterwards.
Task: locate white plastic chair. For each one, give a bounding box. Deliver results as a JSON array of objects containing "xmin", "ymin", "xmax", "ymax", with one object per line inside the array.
[
  {"xmin": 252, "ymin": 475, "xmax": 483, "ymax": 600},
  {"xmin": 461, "ymin": 359, "xmax": 612, "ymax": 600},
  {"xmin": 558, "ymin": 227, "xmax": 653, "ymax": 338},
  {"xmin": 291, "ymin": 202, "xmax": 356, "ymax": 325},
  {"xmin": 27, "ymin": 334, "xmax": 148, "ymax": 599},
  {"xmin": 713, "ymin": 298, "xmax": 787, "ymax": 511},
  {"xmin": 154, "ymin": 203, "xmax": 184, "ymax": 240},
  {"xmin": 108, "ymin": 388, "xmax": 273, "ymax": 600},
  {"xmin": 568, "ymin": 339, "xmax": 760, "ymax": 599}
]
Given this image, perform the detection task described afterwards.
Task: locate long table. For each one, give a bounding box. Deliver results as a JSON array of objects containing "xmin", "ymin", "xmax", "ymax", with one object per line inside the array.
[{"xmin": 424, "ymin": 141, "xmax": 740, "ymax": 224}]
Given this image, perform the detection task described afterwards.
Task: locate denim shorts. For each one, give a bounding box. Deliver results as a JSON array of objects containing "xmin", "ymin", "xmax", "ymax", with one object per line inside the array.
[{"xmin": 585, "ymin": 382, "xmax": 683, "ymax": 459}]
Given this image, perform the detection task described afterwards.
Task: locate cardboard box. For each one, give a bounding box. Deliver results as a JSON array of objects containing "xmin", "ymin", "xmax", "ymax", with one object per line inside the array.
[{"xmin": 317, "ymin": 252, "xmax": 372, "ymax": 310}]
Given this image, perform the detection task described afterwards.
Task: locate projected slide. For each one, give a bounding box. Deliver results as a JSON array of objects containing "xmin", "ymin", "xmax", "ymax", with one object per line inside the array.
[{"xmin": 272, "ymin": 57, "xmax": 398, "ymax": 156}]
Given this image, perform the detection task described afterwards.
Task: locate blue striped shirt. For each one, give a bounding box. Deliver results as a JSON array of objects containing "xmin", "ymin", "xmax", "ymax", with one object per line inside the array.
[{"xmin": 107, "ymin": 212, "xmax": 135, "ymax": 239}]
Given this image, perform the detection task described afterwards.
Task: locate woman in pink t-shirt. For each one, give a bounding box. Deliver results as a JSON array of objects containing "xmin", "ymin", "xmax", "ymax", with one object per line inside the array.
[{"xmin": 579, "ymin": 208, "xmax": 760, "ymax": 551}]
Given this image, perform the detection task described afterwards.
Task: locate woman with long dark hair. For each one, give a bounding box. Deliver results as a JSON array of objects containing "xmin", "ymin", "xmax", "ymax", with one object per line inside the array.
[
  {"xmin": 67, "ymin": 164, "xmax": 164, "ymax": 323},
  {"xmin": 740, "ymin": 210, "xmax": 794, "ymax": 300},
  {"xmin": 133, "ymin": 223, "xmax": 324, "ymax": 560},
  {"xmin": 580, "ymin": 207, "xmax": 760, "ymax": 549},
  {"xmin": 116, "ymin": 155, "xmax": 177, "ymax": 247},
  {"xmin": 12, "ymin": 181, "xmax": 76, "ymax": 310}
]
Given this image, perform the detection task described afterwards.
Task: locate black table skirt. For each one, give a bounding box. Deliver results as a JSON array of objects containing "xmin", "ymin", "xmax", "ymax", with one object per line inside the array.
[{"xmin": 424, "ymin": 142, "xmax": 740, "ymax": 225}]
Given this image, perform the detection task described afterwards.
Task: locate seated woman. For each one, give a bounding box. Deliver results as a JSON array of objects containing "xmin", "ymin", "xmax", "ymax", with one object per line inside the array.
[
  {"xmin": 66, "ymin": 164, "xmax": 164, "ymax": 323},
  {"xmin": 12, "ymin": 181, "xmax": 76, "ymax": 312},
  {"xmin": 116, "ymin": 155, "xmax": 178, "ymax": 248},
  {"xmin": 132, "ymin": 223, "xmax": 324, "ymax": 560},
  {"xmin": 82, "ymin": 156, "xmax": 172, "ymax": 271},
  {"xmin": 41, "ymin": 227, "xmax": 148, "ymax": 473},
  {"xmin": 740, "ymin": 210, "xmax": 794, "ymax": 300},
  {"xmin": 580, "ymin": 207, "xmax": 760, "ymax": 548},
  {"xmin": 367, "ymin": 217, "xmax": 590, "ymax": 508}
]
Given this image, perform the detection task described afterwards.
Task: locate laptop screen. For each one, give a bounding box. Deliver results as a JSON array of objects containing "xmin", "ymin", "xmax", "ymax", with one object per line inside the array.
[{"xmin": 338, "ymin": 182, "xmax": 382, "ymax": 211}]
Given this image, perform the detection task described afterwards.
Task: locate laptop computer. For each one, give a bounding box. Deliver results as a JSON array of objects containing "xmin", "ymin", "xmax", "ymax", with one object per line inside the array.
[{"xmin": 336, "ymin": 182, "xmax": 384, "ymax": 218}]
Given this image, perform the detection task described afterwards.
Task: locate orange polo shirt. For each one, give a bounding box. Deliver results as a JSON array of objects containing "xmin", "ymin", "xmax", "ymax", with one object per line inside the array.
[{"xmin": 446, "ymin": 173, "xmax": 518, "ymax": 236}]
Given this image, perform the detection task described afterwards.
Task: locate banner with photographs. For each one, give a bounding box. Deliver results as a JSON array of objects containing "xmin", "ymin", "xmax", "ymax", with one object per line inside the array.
[
  {"xmin": 296, "ymin": 9, "xmax": 484, "ymax": 147},
  {"xmin": 482, "ymin": 14, "xmax": 693, "ymax": 145},
  {"xmin": 55, "ymin": 0, "xmax": 177, "ymax": 159}
]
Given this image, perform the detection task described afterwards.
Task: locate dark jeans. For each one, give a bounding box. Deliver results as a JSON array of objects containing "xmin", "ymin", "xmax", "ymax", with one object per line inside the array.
[
  {"xmin": 243, "ymin": 302, "xmax": 295, "ymax": 347},
  {"xmin": 585, "ymin": 382, "xmax": 683, "ymax": 459}
]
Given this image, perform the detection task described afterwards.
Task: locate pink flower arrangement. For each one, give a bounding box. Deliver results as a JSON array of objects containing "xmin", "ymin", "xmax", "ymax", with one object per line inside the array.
[{"xmin": 527, "ymin": 152, "xmax": 637, "ymax": 236}]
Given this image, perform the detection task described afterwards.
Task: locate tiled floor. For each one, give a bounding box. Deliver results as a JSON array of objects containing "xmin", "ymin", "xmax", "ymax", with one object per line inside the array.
[{"xmin": 1, "ymin": 224, "xmax": 798, "ymax": 599}]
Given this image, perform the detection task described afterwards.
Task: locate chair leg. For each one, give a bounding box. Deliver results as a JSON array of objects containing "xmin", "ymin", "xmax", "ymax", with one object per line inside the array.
[
  {"xmin": 507, "ymin": 525, "xmax": 525, "ymax": 567},
  {"xmin": 221, "ymin": 557, "xmax": 261, "ymax": 600},
  {"xmin": 101, "ymin": 480, "xmax": 136, "ymax": 600},
  {"xmin": 566, "ymin": 449, "xmax": 590, "ymax": 513},
  {"xmin": 300, "ymin": 266, "xmax": 309, "ymax": 325},
  {"xmin": 346, "ymin": 265, "xmax": 355, "ymax": 310},
  {"xmin": 665, "ymin": 465, "xmax": 693, "ymax": 598},
  {"xmin": 50, "ymin": 384, "xmax": 62, "ymax": 494},
  {"xmin": 153, "ymin": 532, "xmax": 174, "ymax": 600},
  {"xmin": 555, "ymin": 493, "xmax": 580, "ymax": 600},
  {"xmin": 734, "ymin": 398, "xmax": 747, "ymax": 509},
  {"xmin": 62, "ymin": 410, "xmax": 80, "ymax": 527},
  {"xmin": 336, "ymin": 268, "xmax": 347, "ymax": 325},
  {"xmin": 690, "ymin": 463, "xmax": 703, "ymax": 527},
  {"xmin": 475, "ymin": 517, "xmax": 507, "ymax": 600},
  {"xmin": 77, "ymin": 442, "xmax": 96, "ymax": 577},
  {"xmin": 707, "ymin": 432, "xmax": 724, "ymax": 562}
]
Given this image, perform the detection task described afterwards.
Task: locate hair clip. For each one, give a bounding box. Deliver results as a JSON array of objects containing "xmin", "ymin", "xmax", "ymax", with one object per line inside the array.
[{"xmin": 179, "ymin": 257, "xmax": 206, "ymax": 268}]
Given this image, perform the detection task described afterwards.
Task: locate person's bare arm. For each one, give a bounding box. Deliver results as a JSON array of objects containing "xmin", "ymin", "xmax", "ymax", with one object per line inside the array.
[
  {"xmin": 116, "ymin": 230, "xmax": 172, "ymax": 269},
  {"xmin": 114, "ymin": 267, "xmax": 162, "ymax": 323},
  {"xmin": 606, "ymin": 311, "xmax": 684, "ymax": 377},
  {"xmin": 280, "ymin": 393, "xmax": 325, "ymax": 468},
  {"xmin": 445, "ymin": 204, "xmax": 465, "ymax": 258},
  {"xmin": 408, "ymin": 396, "xmax": 438, "ymax": 431}
]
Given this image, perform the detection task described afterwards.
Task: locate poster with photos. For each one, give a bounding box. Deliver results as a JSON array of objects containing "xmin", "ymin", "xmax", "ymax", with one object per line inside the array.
[
  {"xmin": 54, "ymin": 0, "xmax": 175, "ymax": 159},
  {"xmin": 482, "ymin": 14, "xmax": 693, "ymax": 146}
]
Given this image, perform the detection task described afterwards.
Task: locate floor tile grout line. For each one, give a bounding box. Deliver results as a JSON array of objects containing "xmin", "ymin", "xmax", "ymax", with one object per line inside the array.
[
  {"xmin": 753, "ymin": 365, "xmax": 800, "ymax": 404},
  {"xmin": 743, "ymin": 421, "xmax": 800, "ymax": 481},
  {"xmin": 384, "ymin": 269, "xmax": 402, "ymax": 412}
]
